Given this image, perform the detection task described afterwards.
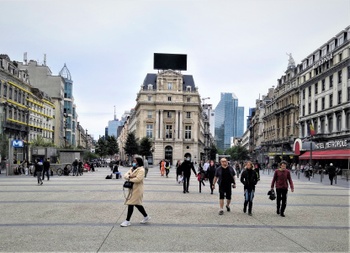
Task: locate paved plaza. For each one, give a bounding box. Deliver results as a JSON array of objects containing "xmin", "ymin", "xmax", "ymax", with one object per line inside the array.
[{"xmin": 0, "ymin": 166, "xmax": 349, "ymax": 252}]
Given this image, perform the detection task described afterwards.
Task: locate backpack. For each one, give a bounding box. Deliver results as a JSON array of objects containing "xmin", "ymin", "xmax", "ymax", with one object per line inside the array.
[{"xmin": 105, "ymin": 174, "xmax": 112, "ymax": 179}]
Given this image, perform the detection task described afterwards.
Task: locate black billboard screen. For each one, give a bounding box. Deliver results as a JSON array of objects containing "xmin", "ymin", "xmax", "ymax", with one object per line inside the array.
[{"xmin": 153, "ymin": 53, "xmax": 187, "ymax": 71}]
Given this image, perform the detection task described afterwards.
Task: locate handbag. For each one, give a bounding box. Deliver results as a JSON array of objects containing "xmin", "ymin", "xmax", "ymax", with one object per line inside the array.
[{"xmin": 123, "ymin": 180, "xmax": 134, "ymax": 189}]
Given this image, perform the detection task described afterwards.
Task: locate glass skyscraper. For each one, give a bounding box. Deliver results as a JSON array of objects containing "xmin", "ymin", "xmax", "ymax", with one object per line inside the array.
[{"xmin": 214, "ymin": 92, "xmax": 244, "ymax": 150}]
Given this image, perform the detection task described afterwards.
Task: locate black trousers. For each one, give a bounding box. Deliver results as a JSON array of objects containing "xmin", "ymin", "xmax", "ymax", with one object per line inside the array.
[
  {"xmin": 276, "ymin": 188, "xmax": 288, "ymax": 214},
  {"xmin": 126, "ymin": 205, "xmax": 147, "ymax": 221},
  {"xmin": 42, "ymin": 169, "xmax": 50, "ymax": 180},
  {"xmin": 183, "ymin": 175, "xmax": 190, "ymax": 192}
]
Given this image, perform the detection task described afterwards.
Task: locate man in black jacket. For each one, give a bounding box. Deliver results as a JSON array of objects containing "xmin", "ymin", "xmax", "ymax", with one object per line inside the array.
[
  {"xmin": 179, "ymin": 157, "xmax": 197, "ymax": 194},
  {"xmin": 42, "ymin": 158, "xmax": 50, "ymax": 181},
  {"xmin": 327, "ymin": 163, "xmax": 336, "ymax": 185}
]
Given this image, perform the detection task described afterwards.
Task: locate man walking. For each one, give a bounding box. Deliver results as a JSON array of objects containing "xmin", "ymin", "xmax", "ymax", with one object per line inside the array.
[
  {"xmin": 327, "ymin": 163, "xmax": 336, "ymax": 185},
  {"xmin": 179, "ymin": 156, "xmax": 197, "ymax": 193},
  {"xmin": 270, "ymin": 161, "xmax": 294, "ymax": 217},
  {"xmin": 42, "ymin": 158, "xmax": 50, "ymax": 181},
  {"xmin": 212, "ymin": 158, "xmax": 236, "ymax": 215}
]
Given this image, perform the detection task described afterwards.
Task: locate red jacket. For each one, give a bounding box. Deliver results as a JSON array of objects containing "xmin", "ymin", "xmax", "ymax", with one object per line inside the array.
[{"xmin": 271, "ymin": 168, "xmax": 294, "ymax": 190}]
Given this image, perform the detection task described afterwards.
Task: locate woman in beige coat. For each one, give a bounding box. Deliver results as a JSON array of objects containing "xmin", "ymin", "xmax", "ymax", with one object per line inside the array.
[{"xmin": 120, "ymin": 157, "xmax": 151, "ymax": 227}]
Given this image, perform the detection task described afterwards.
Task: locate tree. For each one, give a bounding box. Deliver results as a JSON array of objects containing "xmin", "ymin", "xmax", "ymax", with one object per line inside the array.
[
  {"xmin": 209, "ymin": 144, "xmax": 218, "ymax": 160},
  {"xmin": 95, "ymin": 137, "xmax": 108, "ymax": 157},
  {"xmin": 106, "ymin": 135, "xmax": 119, "ymax": 156},
  {"xmin": 226, "ymin": 145, "xmax": 249, "ymax": 161},
  {"xmin": 139, "ymin": 137, "xmax": 152, "ymax": 157},
  {"xmin": 124, "ymin": 133, "xmax": 139, "ymax": 158},
  {"xmin": 31, "ymin": 136, "xmax": 56, "ymax": 147}
]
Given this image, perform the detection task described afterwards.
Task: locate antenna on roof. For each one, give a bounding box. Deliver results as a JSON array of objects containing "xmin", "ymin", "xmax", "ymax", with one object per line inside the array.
[
  {"xmin": 43, "ymin": 54, "xmax": 46, "ymax": 66},
  {"xmin": 114, "ymin": 105, "xmax": 116, "ymax": 120},
  {"xmin": 24, "ymin": 52, "xmax": 27, "ymax": 64}
]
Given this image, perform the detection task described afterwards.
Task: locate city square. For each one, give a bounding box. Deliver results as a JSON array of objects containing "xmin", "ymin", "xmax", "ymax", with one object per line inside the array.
[{"xmin": 0, "ymin": 166, "xmax": 349, "ymax": 252}]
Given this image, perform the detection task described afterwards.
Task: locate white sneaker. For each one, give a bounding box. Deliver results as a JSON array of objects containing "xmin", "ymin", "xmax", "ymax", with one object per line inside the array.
[
  {"xmin": 140, "ymin": 216, "xmax": 151, "ymax": 224},
  {"xmin": 120, "ymin": 220, "xmax": 131, "ymax": 227}
]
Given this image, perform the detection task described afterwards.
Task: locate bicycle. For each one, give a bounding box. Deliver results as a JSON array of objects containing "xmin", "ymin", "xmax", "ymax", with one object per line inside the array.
[{"xmin": 57, "ymin": 164, "xmax": 72, "ymax": 176}]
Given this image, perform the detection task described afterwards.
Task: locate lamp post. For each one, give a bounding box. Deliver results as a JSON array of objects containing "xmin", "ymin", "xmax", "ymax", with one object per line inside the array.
[
  {"xmin": 85, "ymin": 129, "xmax": 88, "ymax": 150},
  {"xmin": 77, "ymin": 122, "xmax": 80, "ymax": 148},
  {"xmin": 25, "ymin": 107, "xmax": 30, "ymax": 162}
]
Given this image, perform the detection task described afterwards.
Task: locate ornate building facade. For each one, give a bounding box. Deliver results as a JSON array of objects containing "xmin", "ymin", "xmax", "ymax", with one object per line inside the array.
[{"xmin": 128, "ymin": 69, "xmax": 206, "ymax": 165}]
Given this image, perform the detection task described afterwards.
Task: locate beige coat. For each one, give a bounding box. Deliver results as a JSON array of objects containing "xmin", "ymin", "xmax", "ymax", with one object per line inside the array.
[{"xmin": 123, "ymin": 166, "xmax": 145, "ymax": 205}]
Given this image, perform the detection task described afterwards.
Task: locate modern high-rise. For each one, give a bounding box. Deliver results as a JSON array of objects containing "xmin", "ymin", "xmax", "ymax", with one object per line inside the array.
[{"xmin": 214, "ymin": 92, "xmax": 244, "ymax": 150}]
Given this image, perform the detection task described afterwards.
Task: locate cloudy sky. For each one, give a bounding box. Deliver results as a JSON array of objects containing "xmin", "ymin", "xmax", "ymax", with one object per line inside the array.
[{"xmin": 1, "ymin": 0, "xmax": 349, "ymax": 138}]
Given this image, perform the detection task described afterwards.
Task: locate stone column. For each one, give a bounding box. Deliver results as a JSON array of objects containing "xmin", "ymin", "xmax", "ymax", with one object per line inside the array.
[
  {"xmin": 155, "ymin": 110, "xmax": 159, "ymax": 139},
  {"xmin": 160, "ymin": 110, "xmax": 163, "ymax": 139}
]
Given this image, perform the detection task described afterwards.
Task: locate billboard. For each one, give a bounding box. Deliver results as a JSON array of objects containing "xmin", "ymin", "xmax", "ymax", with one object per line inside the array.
[{"xmin": 153, "ymin": 53, "xmax": 187, "ymax": 71}]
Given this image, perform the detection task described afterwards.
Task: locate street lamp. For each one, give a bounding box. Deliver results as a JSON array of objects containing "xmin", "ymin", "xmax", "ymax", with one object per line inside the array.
[
  {"xmin": 25, "ymin": 107, "xmax": 30, "ymax": 162},
  {"xmin": 85, "ymin": 129, "xmax": 88, "ymax": 150}
]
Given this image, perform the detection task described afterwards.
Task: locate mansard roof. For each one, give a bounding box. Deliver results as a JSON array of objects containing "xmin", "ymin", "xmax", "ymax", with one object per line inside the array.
[{"xmin": 142, "ymin": 71, "xmax": 195, "ymax": 91}]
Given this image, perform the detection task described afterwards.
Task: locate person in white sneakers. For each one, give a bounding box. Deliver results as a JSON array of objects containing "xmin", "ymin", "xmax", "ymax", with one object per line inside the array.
[{"xmin": 120, "ymin": 156, "xmax": 150, "ymax": 227}]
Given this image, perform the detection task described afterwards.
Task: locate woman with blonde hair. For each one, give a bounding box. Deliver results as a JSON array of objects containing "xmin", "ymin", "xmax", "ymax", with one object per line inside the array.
[{"xmin": 240, "ymin": 161, "xmax": 258, "ymax": 215}]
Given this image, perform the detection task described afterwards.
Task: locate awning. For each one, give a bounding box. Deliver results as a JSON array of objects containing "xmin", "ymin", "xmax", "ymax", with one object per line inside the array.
[{"xmin": 299, "ymin": 149, "xmax": 350, "ymax": 160}]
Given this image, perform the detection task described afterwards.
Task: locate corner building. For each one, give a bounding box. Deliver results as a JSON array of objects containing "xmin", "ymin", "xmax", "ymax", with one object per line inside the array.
[{"xmin": 129, "ymin": 69, "xmax": 205, "ymax": 165}]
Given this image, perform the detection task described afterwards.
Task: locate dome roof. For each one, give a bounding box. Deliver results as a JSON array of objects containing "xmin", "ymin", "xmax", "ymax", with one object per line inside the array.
[{"xmin": 59, "ymin": 63, "xmax": 72, "ymax": 80}]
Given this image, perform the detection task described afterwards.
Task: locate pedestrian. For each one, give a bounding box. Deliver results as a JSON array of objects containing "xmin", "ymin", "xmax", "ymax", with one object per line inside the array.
[
  {"xmin": 212, "ymin": 158, "xmax": 236, "ymax": 215},
  {"xmin": 175, "ymin": 160, "xmax": 182, "ymax": 183},
  {"xmin": 270, "ymin": 160, "xmax": 294, "ymax": 217},
  {"xmin": 240, "ymin": 161, "xmax": 258, "ymax": 216},
  {"xmin": 327, "ymin": 163, "xmax": 336, "ymax": 185},
  {"xmin": 34, "ymin": 159, "xmax": 43, "ymax": 185},
  {"xmin": 160, "ymin": 159, "xmax": 165, "ymax": 176},
  {"xmin": 207, "ymin": 160, "xmax": 216, "ymax": 194},
  {"xmin": 42, "ymin": 158, "xmax": 50, "ymax": 181},
  {"xmin": 120, "ymin": 156, "xmax": 150, "ymax": 227},
  {"xmin": 179, "ymin": 156, "xmax": 197, "ymax": 193},
  {"xmin": 78, "ymin": 160, "xmax": 83, "ymax": 175},
  {"xmin": 143, "ymin": 157, "xmax": 149, "ymax": 178},
  {"xmin": 165, "ymin": 159, "xmax": 170, "ymax": 178},
  {"xmin": 254, "ymin": 160, "xmax": 261, "ymax": 181},
  {"xmin": 72, "ymin": 158, "xmax": 79, "ymax": 176}
]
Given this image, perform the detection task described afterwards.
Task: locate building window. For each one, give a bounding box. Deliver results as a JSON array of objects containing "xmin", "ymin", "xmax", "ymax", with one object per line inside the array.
[
  {"xmin": 168, "ymin": 96, "xmax": 172, "ymax": 101},
  {"xmin": 338, "ymin": 35, "xmax": 344, "ymax": 45},
  {"xmin": 328, "ymin": 115, "xmax": 333, "ymax": 133},
  {"xmin": 315, "ymin": 83, "xmax": 318, "ymax": 94},
  {"xmin": 187, "ymin": 97, "xmax": 191, "ymax": 102},
  {"xmin": 320, "ymin": 117, "xmax": 325, "ymax": 133},
  {"xmin": 339, "ymin": 52, "xmax": 342, "ymax": 62},
  {"xmin": 314, "ymin": 100, "xmax": 318, "ymax": 112},
  {"xmin": 148, "ymin": 96, "xmax": 152, "ymax": 101},
  {"xmin": 336, "ymin": 114, "xmax": 341, "ymax": 132},
  {"xmin": 185, "ymin": 125, "xmax": 191, "ymax": 139},
  {"xmin": 147, "ymin": 111, "xmax": 152, "ymax": 118},
  {"xmin": 338, "ymin": 70, "xmax": 342, "ymax": 83},
  {"xmin": 329, "ymin": 94, "xmax": 333, "ymax": 107},
  {"xmin": 167, "ymin": 82, "xmax": 172, "ymax": 90},
  {"xmin": 330, "ymin": 41, "xmax": 335, "ymax": 51},
  {"xmin": 322, "ymin": 97, "xmax": 325, "ymax": 110},
  {"xmin": 302, "ymin": 89, "xmax": 305, "ymax": 99},
  {"xmin": 338, "ymin": 90, "xmax": 342, "ymax": 105},
  {"xmin": 165, "ymin": 125, "xmax": 172, "ymax": 139},
  {"xmin": 308, "ymin": 102, "xmax": 311, "ymax": 114},
  {"xmin": 346, "ymin": 113, "xmax": 350, "ymax": 130},
  {"xmin": 147, "ymin": 84, "xmax": 153, "ymax": 90},
  {"xmin": 186, "ymin": 112, "xmax": 191, "ymax": 118},
  {"xmin": 348, "ymin": 66, "xmax": 350, "ymax": 80},
  {"xmin": 308, "ymin": 86, "xmax": 311, "ymax": 97},
  {"xmin": 186, "ymin": 86, "xmax": 191, "ymax": 92},
  {"xmin": 348, "ymin": 87, "xmax": 350, "ymax": 102},
  {"xmin": 9, "ymin": 87, "xmax": 12, "ymax": 99},
  {"xmin": 146, "ymin": 124, "xmax": 153, "ymax": 138},
  {"xmin": 167, "ymin": 111, "xmax": 172, "ymax": 118},
  {"xmin": 329, "ymin": 74, "xmax": 333, "ymax": 88},
  {"xmin": 322, "ymin": 79, "xmax": 325, "ymax": 91}
]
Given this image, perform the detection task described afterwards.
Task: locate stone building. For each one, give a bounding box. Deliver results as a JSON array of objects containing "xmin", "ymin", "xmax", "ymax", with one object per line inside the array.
[{"xmin": 127, "ymin": 69, "xmax": 206, "ymax": 165}]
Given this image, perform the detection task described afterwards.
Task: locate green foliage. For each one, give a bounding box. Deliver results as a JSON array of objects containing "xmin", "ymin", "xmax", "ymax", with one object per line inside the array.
[
  {"xmin": 139, "ymin": 137, "xmax": 152, "ymax": 157},
  {"xmin": 95, "ymin": 135, "xmax": 119, "ymax": 157},
  {"xmin": 95, "ymin": 137, "xmax": 108, "ymax": 157},
  {"xmin": 106, "ymin": 135, "xmax": 119, "ymax": 156},
  {"xmin": 124, "ymin": 132, "xmax": 139, "ymax": 157},
  {"xmin": 225, "ymin": 145, "xmax": 249, "ymax": 161},
  {"xmin": 31, "ymin": 136, "xmax": 56, "ymax": 147},
  {"xmin": 83, "ymin": 151, "xmax": 99, "ymax": 161},
  {"xmin": 209, "ymin": 144, "xmax": 218, "ymax": 160}
]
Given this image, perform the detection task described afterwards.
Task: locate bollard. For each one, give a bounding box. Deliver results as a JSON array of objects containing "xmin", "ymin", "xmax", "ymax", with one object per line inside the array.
[{"xmin": 320, "ymin": 171, "xmax": 323, "ymax": 183}]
